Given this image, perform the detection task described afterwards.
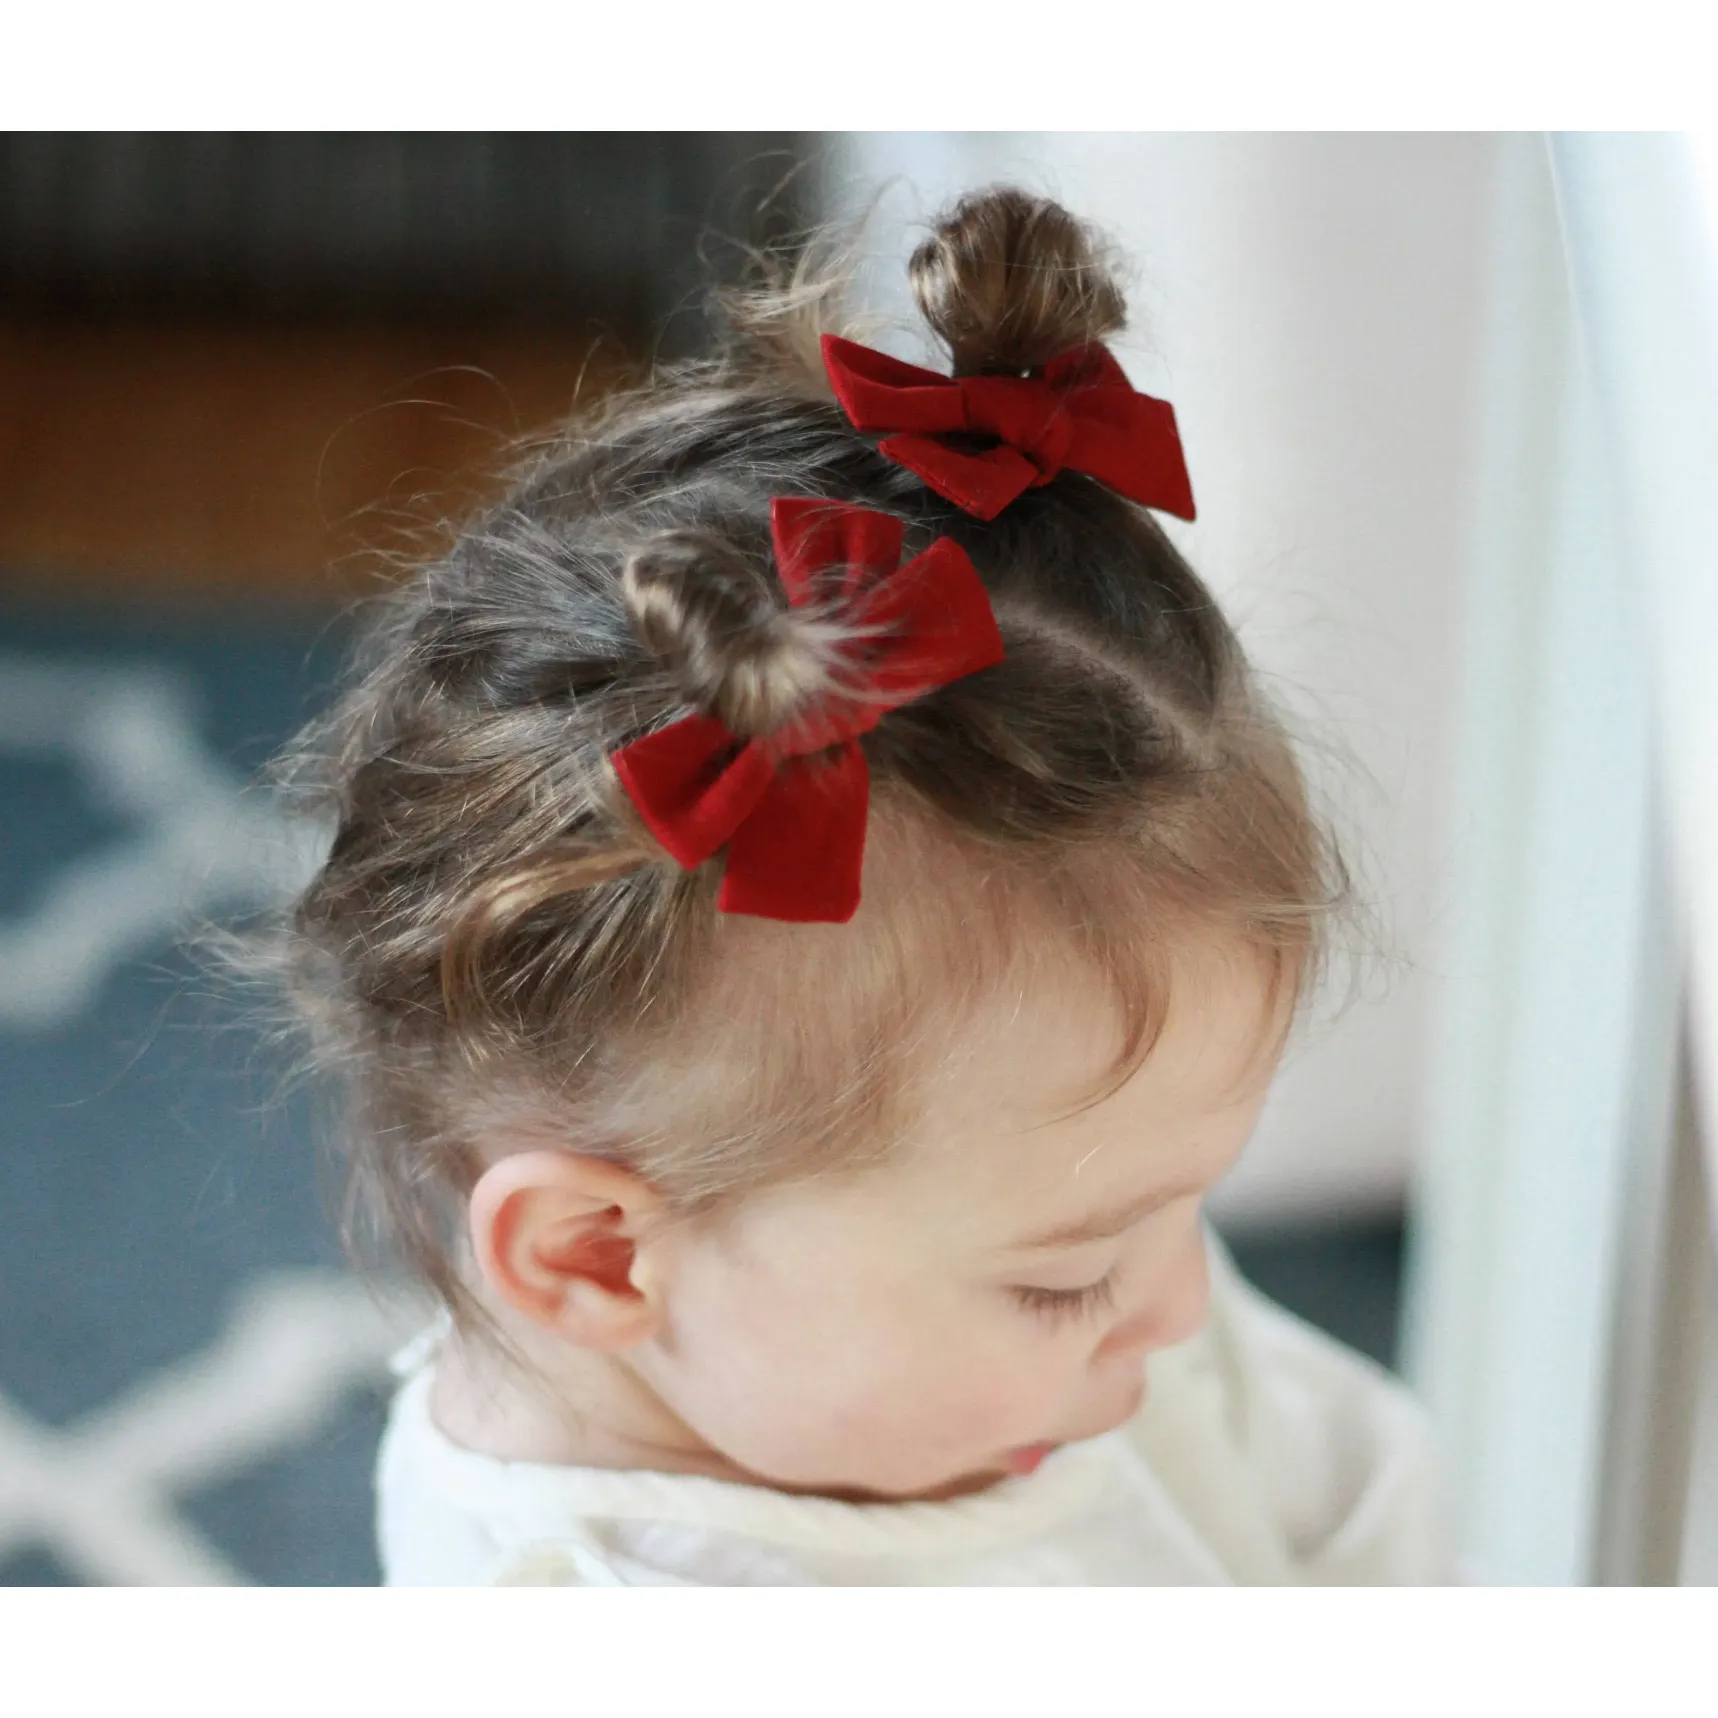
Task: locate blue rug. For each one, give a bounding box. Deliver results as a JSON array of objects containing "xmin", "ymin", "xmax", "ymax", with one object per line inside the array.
[{"xmin": 0, "ymin": 594, "xmax": 1404, "ymax": 1585}]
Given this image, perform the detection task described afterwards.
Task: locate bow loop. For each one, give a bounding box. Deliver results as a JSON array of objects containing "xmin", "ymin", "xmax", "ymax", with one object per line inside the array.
[
  {"xmin": 822, "ymin": 333, "xmax": 1196, "ymax": 524},
  {"xmin": 610, "ymin": 500, "xmax": 1004, "ymax": 923}
]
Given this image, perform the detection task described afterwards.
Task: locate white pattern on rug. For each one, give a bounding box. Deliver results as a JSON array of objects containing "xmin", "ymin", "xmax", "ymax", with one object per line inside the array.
[
  {"xmin": 0, "ymin": 1270, "xmax": 421, "ymax": 1585},
  {"xmin": 0, "ymin": 654, "xmax": 326, "ymax": 1030}
]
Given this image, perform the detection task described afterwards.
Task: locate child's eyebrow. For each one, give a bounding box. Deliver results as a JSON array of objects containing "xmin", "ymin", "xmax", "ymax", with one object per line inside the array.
[{"xmin": 1001, "ymin": 1180, "xmax": 1206, "ymax": 1253}]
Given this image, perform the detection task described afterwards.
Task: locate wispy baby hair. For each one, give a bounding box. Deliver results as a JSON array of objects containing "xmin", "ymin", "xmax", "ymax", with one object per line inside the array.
[{"xmin": 270, "ymin": 184, "xmax": 1348, "ymax": 1333}]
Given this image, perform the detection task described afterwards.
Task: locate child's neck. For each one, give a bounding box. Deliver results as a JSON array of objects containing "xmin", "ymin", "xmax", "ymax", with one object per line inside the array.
[{"xmin": 429, "ymin": 1316, "xmax": 723, "ymax": 1477}]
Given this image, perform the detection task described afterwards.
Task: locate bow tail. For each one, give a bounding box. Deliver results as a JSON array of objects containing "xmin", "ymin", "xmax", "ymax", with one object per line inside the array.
[
  {"xmin": 1070, "ymin": 396, "xmax": 1198, "ymax": 521},
  {"xmin": 716, "ymin": 741, "xmax": 871, "ymax": 923}
]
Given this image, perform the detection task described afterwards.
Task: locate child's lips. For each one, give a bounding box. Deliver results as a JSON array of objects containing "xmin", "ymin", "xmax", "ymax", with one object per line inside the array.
[{"xmin": 1002, "ymin": 1442, "xmax": 1058, "ymax": 1476}]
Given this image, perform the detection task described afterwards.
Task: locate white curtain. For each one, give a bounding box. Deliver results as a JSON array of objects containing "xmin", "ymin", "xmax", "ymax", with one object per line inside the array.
[
  {"xmin": 1397, "ymin": 133, "xmax": 1672, "ymax": 1586},
  {"xmin": 1546, "ymin": 131, "xmax": 1718, "ymax": 1586}
]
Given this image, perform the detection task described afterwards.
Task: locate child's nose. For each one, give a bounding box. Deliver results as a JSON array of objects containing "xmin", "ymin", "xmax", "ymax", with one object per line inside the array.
[{"xmin": 1091, "ymin": 1229, "xmax": 1212, "ymax": 1364}]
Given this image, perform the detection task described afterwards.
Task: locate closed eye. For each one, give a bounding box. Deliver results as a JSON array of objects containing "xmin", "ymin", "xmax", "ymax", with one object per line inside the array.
[{"xmin": 1010, "ymin": 1273, "xmax": 1117, "ymax": 1323}]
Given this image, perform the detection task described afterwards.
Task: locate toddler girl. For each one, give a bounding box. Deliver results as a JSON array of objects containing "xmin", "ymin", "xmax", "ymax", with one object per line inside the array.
[{"xmin": 278, "ymin": 186, "xmax": 1452, "ymax": 1584}]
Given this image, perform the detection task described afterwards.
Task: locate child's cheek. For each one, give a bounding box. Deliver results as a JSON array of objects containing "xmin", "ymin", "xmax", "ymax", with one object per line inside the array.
[
  {"xmin": 894, "ymin": 1339, "xmax": 1060, "ymax": 1453},
  {"xmin": 806, "ymin": 1334, "xmax": 1031, "ymax": 1460}
]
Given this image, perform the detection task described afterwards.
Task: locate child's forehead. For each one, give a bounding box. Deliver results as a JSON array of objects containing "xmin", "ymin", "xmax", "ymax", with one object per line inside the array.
[
  {"xmin": 790, "ymin": 947, "xmax": 1280, "ymax": 1254},
  {"xmin": 907, "ymin": 940, "xmax": 1285, "ymax": 1154}
]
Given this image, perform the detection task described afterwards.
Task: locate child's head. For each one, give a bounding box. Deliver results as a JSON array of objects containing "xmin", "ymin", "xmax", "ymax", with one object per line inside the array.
[{"xmin": 279, "ymin": 186, "xmax": 1344, "ymax": 1498}]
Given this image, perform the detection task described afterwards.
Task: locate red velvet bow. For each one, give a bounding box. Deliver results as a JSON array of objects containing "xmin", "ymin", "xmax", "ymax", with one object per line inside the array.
[
  {"xmin": 822, "ymin": 333, "xmax": 1197, "ymax": 524},
  {"xmin": 610, "ymin": 498, "xmax": 1005, "ymax": 924}
]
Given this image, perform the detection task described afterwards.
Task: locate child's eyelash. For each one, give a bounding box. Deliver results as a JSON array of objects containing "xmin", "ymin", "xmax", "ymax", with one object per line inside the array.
[{"xmin": 1010, "ymin": 1273, "xmax": 1117, "ymax": 1322}]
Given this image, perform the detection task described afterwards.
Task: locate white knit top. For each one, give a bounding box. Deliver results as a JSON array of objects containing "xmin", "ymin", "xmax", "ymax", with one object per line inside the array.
[{"xmin": 375, "ymin": 1238, "xmax": 1455, "ymax": 1585}]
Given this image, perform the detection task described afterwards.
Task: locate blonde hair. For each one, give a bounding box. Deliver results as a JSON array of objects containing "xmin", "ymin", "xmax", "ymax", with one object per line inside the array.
[{"xmin": 269, "ymin": 186, "xmax": 1348, "ymax": 1331}]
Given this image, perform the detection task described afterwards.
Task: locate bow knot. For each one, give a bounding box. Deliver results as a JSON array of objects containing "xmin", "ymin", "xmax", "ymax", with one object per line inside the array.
[
  {"xmin": 961, "ymin": 374, "xmax": 1078, "ymax": 482},
  {"xmin": 821, "ymin": 334, "xmax": 1196, "ymax": 524},
  {"xmin": 610, "ymin": 499, "xmax": 1005, "ymax": 924}
]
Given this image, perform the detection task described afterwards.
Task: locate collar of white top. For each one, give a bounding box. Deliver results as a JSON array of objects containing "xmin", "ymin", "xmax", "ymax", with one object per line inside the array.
[{"xmin": 386, "ymin": 1359, "xmax": 1128, "ymax": 1562}]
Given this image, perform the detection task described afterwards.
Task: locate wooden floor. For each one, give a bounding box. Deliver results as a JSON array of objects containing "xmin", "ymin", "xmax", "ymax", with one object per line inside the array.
[{"xmin": 0, "ymin": 314, "xmax": 633, "ymax": 601}]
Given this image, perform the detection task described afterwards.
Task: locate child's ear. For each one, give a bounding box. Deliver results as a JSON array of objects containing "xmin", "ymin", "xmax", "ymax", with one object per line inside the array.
[{"xmin": 469, "ymin": 1151, "xmax": 668, "ymax": 1350}]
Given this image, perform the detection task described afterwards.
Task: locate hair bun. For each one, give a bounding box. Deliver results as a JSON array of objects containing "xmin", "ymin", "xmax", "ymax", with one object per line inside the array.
[
  {"xmin": 908, "ymin": 186, "xmax": 1128, "ymax": 377},
  {"xmin": 622, "ymin": 529, "xmax": 841, "ymax": 740}
]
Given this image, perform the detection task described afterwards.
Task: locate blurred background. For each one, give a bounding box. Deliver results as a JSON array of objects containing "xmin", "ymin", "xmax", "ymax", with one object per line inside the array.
[{"xmin": 2, "ymin": 132, "xmax": 1712, "ymax": 1585}]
